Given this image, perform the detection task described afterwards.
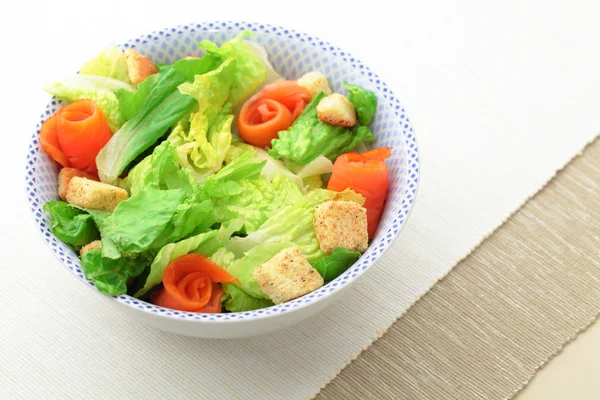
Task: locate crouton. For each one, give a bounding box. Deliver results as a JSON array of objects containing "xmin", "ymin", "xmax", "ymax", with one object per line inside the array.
[
  {"xmin": 80, "ymin": 240, "xmax": 102, "ymax": 256},
  {"xmin": 65, "ymin": 177, "xmax": 128, "ymax": 212},
  {"xmin": 297, "ymin": 71, "xmax": 333, "ymax": 98},
  {"xmin": 313, "ymin": 200, "xmax": 368, "ymax": 254},
  {"xmin": 57, "ymin": 168, "xmax": 98, "ymax": 201},
  {"xmin": 125, "ymin": 49, "xmax": 158, "ymax": 84},
  {"xmin": 316, "ymin": 93, "xmax": 357, "ymax": 127},
  {"xmin": 253, "ymin": 248, "xmax": 324, "ymax": 304}
]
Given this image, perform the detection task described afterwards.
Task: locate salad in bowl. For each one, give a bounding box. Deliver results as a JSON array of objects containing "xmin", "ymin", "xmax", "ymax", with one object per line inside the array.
[{"xmin": 29, "ymin": 24, "xmax": 416, "ymax": 336}]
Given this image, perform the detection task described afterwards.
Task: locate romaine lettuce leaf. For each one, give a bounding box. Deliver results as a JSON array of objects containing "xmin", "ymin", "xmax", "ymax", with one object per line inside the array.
[
  {"xmin": 101, "ymin": 188, "xmax": 186, "ymax": 253},
  {"xmin": 115, "ymin": 55, "xmax": 225, "ymax": 122},
  {"xmin": 167, "ymin": 33, "xmax": 267, "ymax": 180},
  {"xmin": 134, "ymin": 219, "xmax": 244, "ymax": 298},
  {"xmin": 345, "ymin": 83, "xmax": 377, "ymax": 125},
  {"xmin": 211, "ymin": 173, "xmax": 304, "ymax": 233},
  {"xmin": 43, "ymin": 201, "xmax": 100, "ymax": 248},
  {"xmin": 126, "ymin": 141, "xmax": 198, "ymax": 197},
  {"xmin": 168, "ymin": 107, "xmax": 234, "ymax": 183},
  {"xmin": 269, "ymin": 93, "xmax": 376, "ymax": 165},
  {"xmin": 44, "ymin": 75, "xmax": 135, "ymax": 132},
  {"xmin": 209, "ymin": 247, "xmax": 275, "ymax": 312},
  {"xmin": 225, "ymin": 189, "xmax": 364, "ymax": 263},
  {"xmin": 302, "ymin": 175, "xmax": 323, "ymax": 190},
  {"xmin": 96, "ymin": 68, "xmax": 196, "ymax": 183},
  {"xmin": 79, "ymin": 42, "xmax": 131, "ymax": 83},
  {"xmin": 311, "ymin": 247, "xmax": 360, "ymax": 282},
  {"xmin": 223, "ymin": 241, "xmax": 296, "ymax": 299},
  {"xmin": 115, "ymin": 73, "xmax": 161, "ymax": 121},
  {"xmin": 81, "ymin": 248, "xmax": 147, "ymax": 296},
  {"xmin": 226, "ymin": 33, "xmax": 269, "ymax": 106},
  {"xmin": 221, "ymin": 283, "xmax": 275, "ymax": 312}
]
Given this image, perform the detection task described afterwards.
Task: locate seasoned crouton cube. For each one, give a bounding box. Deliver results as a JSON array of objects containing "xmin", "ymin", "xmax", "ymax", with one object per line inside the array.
[
  {"xmin": 253, "ymin": 248, "xmax": 324, "ymax": 304},
  {"xmin": 125, "ymin": 49, "xmax": 158, "ymax": 84},
  {"xmin": 297, "ymin": 71, "xmax": 333, "ymax": 98},
  {"xmin": 313, "ymin": 200, "xmax": 368, "ymax": 254},
  {"xmin": 80, "ymin": 240, "xmax": 102, "ymax": 256},
  {"xmin": 58, "ymin": 168, "xmax": 98, "ymax": 201},
  {"xmin": 65, "ymin": 177, "xmax": 128, "ymax": 212},
  {"xmin": 317, "ymin": 93, "xmax": 357, "ymax": 127}
]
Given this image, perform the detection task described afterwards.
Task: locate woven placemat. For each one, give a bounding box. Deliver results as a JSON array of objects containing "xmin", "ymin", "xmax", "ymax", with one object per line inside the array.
[{"xmin": 318, "ymin": 138, "xmax": 600, "ymax": 399}]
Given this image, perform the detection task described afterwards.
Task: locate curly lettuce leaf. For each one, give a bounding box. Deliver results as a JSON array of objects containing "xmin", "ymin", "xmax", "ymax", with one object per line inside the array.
[
  {"xmin": 80, "ymin": 42, "xmax": 130, "ymax": 83},
  {"xmin": 44, "ymin": 75, "xmax": 134, "ymax": 132},
  {"xmin": 225, "ymin": 189, "xmax": 364, "ymax": 263},
  {"xmin": 226, "ymin": 33, "xmax": 269, "ymax": 106},
  {"xmin": 126, "ymin": 141, "xmax": 198, "ymax": 197},
  {"xmin": 135, "ymin": 219, "xmax": 244, "ymax": 298},
  {"xmin": 168, "ymin": 107, "xmax": 234, "ymax": 183},
  {"xmin": 208, "ymin": 247, "xmax": 275, "ymax": 312},
  {"xmin": 223, "ymin": 241, "xmax": 296, "ymax": 299},
  {"xmin": 101, "ymin": 188, "xmax": 186, "ymax": 253},
  {"xmin": 168, "ymin": 33, "xmax": 267, "ymax": 180},
  {"xmin": 303, "ymin": 175, "xmax": 323, "ymax": 190},
  {"xmin": 269, "ymin": 93, "xmax": 375, "ymax": 165},
  {"xmin": 96, "ymin": 68, "xmax": 196, "ymax": 183},
  {"xmin": 222, "ymin": 283, "xmax": 275, "ymax": 312},
  {"xmin": 81, "ymin": 248, "xmax": 147, "ymax": 296},
  {"xmin": 115, "ymin": 73, "xmax": 161, "ymax": 121},
  {"xmin": 311, "ymin": 247, "xmax": 360, "ymax": 282},
  {"xmin": 43, "ymin": 201, "xmax": 100, "ymax": 248},
  {"xmin": 211, "ymin": 173, "xmax": 304, "ymax": 233},
  {"xmin": 345, "ymin": 83, "xmax": 377, "ymax": 125}
]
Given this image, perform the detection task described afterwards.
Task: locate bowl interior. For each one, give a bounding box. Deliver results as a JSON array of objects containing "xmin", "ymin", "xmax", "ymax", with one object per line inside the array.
[{"xmin": 26, "ymin": 22, "xmax": 418, "ymax": 322}]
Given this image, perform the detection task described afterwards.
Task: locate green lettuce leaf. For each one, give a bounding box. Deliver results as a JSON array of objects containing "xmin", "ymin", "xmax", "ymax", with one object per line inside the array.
[
  {"xmin": 203, "ymin": 150, "xmax": 266, "ymax": 198},
  {"xmin": 44, "ymin": 75, "xmax": 135, "ymax": 132},
  {"xmin": 115, "ymin": 55, "xmax": 225, "ymax": 122},
  {"xmin": 208, "ymin": 247, "xmax": 275, "ymax": 312},
  {"xmin": 101, "ymin": 188, "xmax": 186, "ymax": 253},
  {"xmin": 96, "ymin": 68, "xmax": 196, "ymax": 183},
  {"xmin": 126, "ymin": 141, "xmax": 198, "ymax": 197},
  {"xmin": 221, "ymin": 283, "xmax": 275, "ymax": 312},
  {"xmin": 81, "ymin": 248, "xmax": 147, "ymax": 296},
  {"xmin": 134, "ymin": 219, "xmax": 244, "ymax": 298},
  {"xmin": 226, "ymin": 33, "xmax": 269, "ymax": 106},
  {"xmin": 120, "ymin": 141, "xmax": 216, "ymax": 250},
  {"xmin": 311, "ymin": 247, "xmax": 360, "ymax": 282},
  {"xmin": 115, "ymin": 73, "xmax": 161, "ymax": 121},
  {"xmin": 223, "ymin": 241, "xmax": 296, "ymax": 299},
  {"xmin": 225, "ymin": 189, "xmax": 364, "ymax": 263},
  {"xmin": 167, "ymin": 33, "xmax": 267, "ymax": 180},
  {"xmin": 43, "ymin": 201, "xmax": 99, "ymax": 248},
  {"xmin": 269, "ymin": 93, "xmax": 376, "ymax": 165},
  {"xmin": 79, "ymin": 43, "xmax": 130, "ymax": 83},
  {"xmin": 211, "ymin": 174, "xmax": 304, "ymax": 233},
  {"xmin": 345, "ymin": 83, "xmax": 377, "ymax": 125},
  {"xmin": 168, "ymin": 107, "xmax": 234, "ymax": 183}
]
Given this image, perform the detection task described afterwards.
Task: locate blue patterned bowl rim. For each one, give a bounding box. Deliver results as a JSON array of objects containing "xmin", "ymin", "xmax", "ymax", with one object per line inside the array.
[{"xmin": 25, "ymin": 21, "xmax": 420, "ymax": 324}]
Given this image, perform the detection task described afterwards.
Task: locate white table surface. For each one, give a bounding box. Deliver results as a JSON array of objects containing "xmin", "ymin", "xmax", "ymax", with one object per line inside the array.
[{"xmin": 2, "ymin": 1, "xmax": 599, "ymax": 398}]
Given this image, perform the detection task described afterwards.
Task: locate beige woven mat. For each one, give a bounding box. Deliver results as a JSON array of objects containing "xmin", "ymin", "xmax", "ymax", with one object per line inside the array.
[{"xmin": 318, "ymin": 138, "xmax": 600, "ymax": 399}]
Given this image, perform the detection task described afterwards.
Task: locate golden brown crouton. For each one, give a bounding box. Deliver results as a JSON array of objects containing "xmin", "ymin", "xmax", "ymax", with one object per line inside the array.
[
  {"xmin": 80, "ymin": 240, "xmax": 102, "ymax": 256},
  {"xmin": 313, "ymin": 200, "xmax": 368, "ymax": 254},
  {"xmin": 65, "ymin": 177, "xmax": 128, "ymax": 212},
  {"xmin": 317, "ymin": 93, "xmax": 357, "ymax": 127},
  {"xmin": 125, "ymin": 49, "xmax": 158, "ymax": 84},
  {"xmin": 253, "ymin": 248, "xmax": 324, "ymax": 304},
  {"xmin": 297, "ymin": 71, "xmax": 333, "ymax": 98},
  {"xmin": 57, "ymin": 168, "xmax": 98, "ymax": 201}
]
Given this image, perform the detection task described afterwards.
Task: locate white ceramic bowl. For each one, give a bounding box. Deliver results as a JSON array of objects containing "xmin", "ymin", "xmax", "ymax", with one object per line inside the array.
[{"xmin": 26, "ymin": 21, "xmax": 419, "ymax": 338}]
